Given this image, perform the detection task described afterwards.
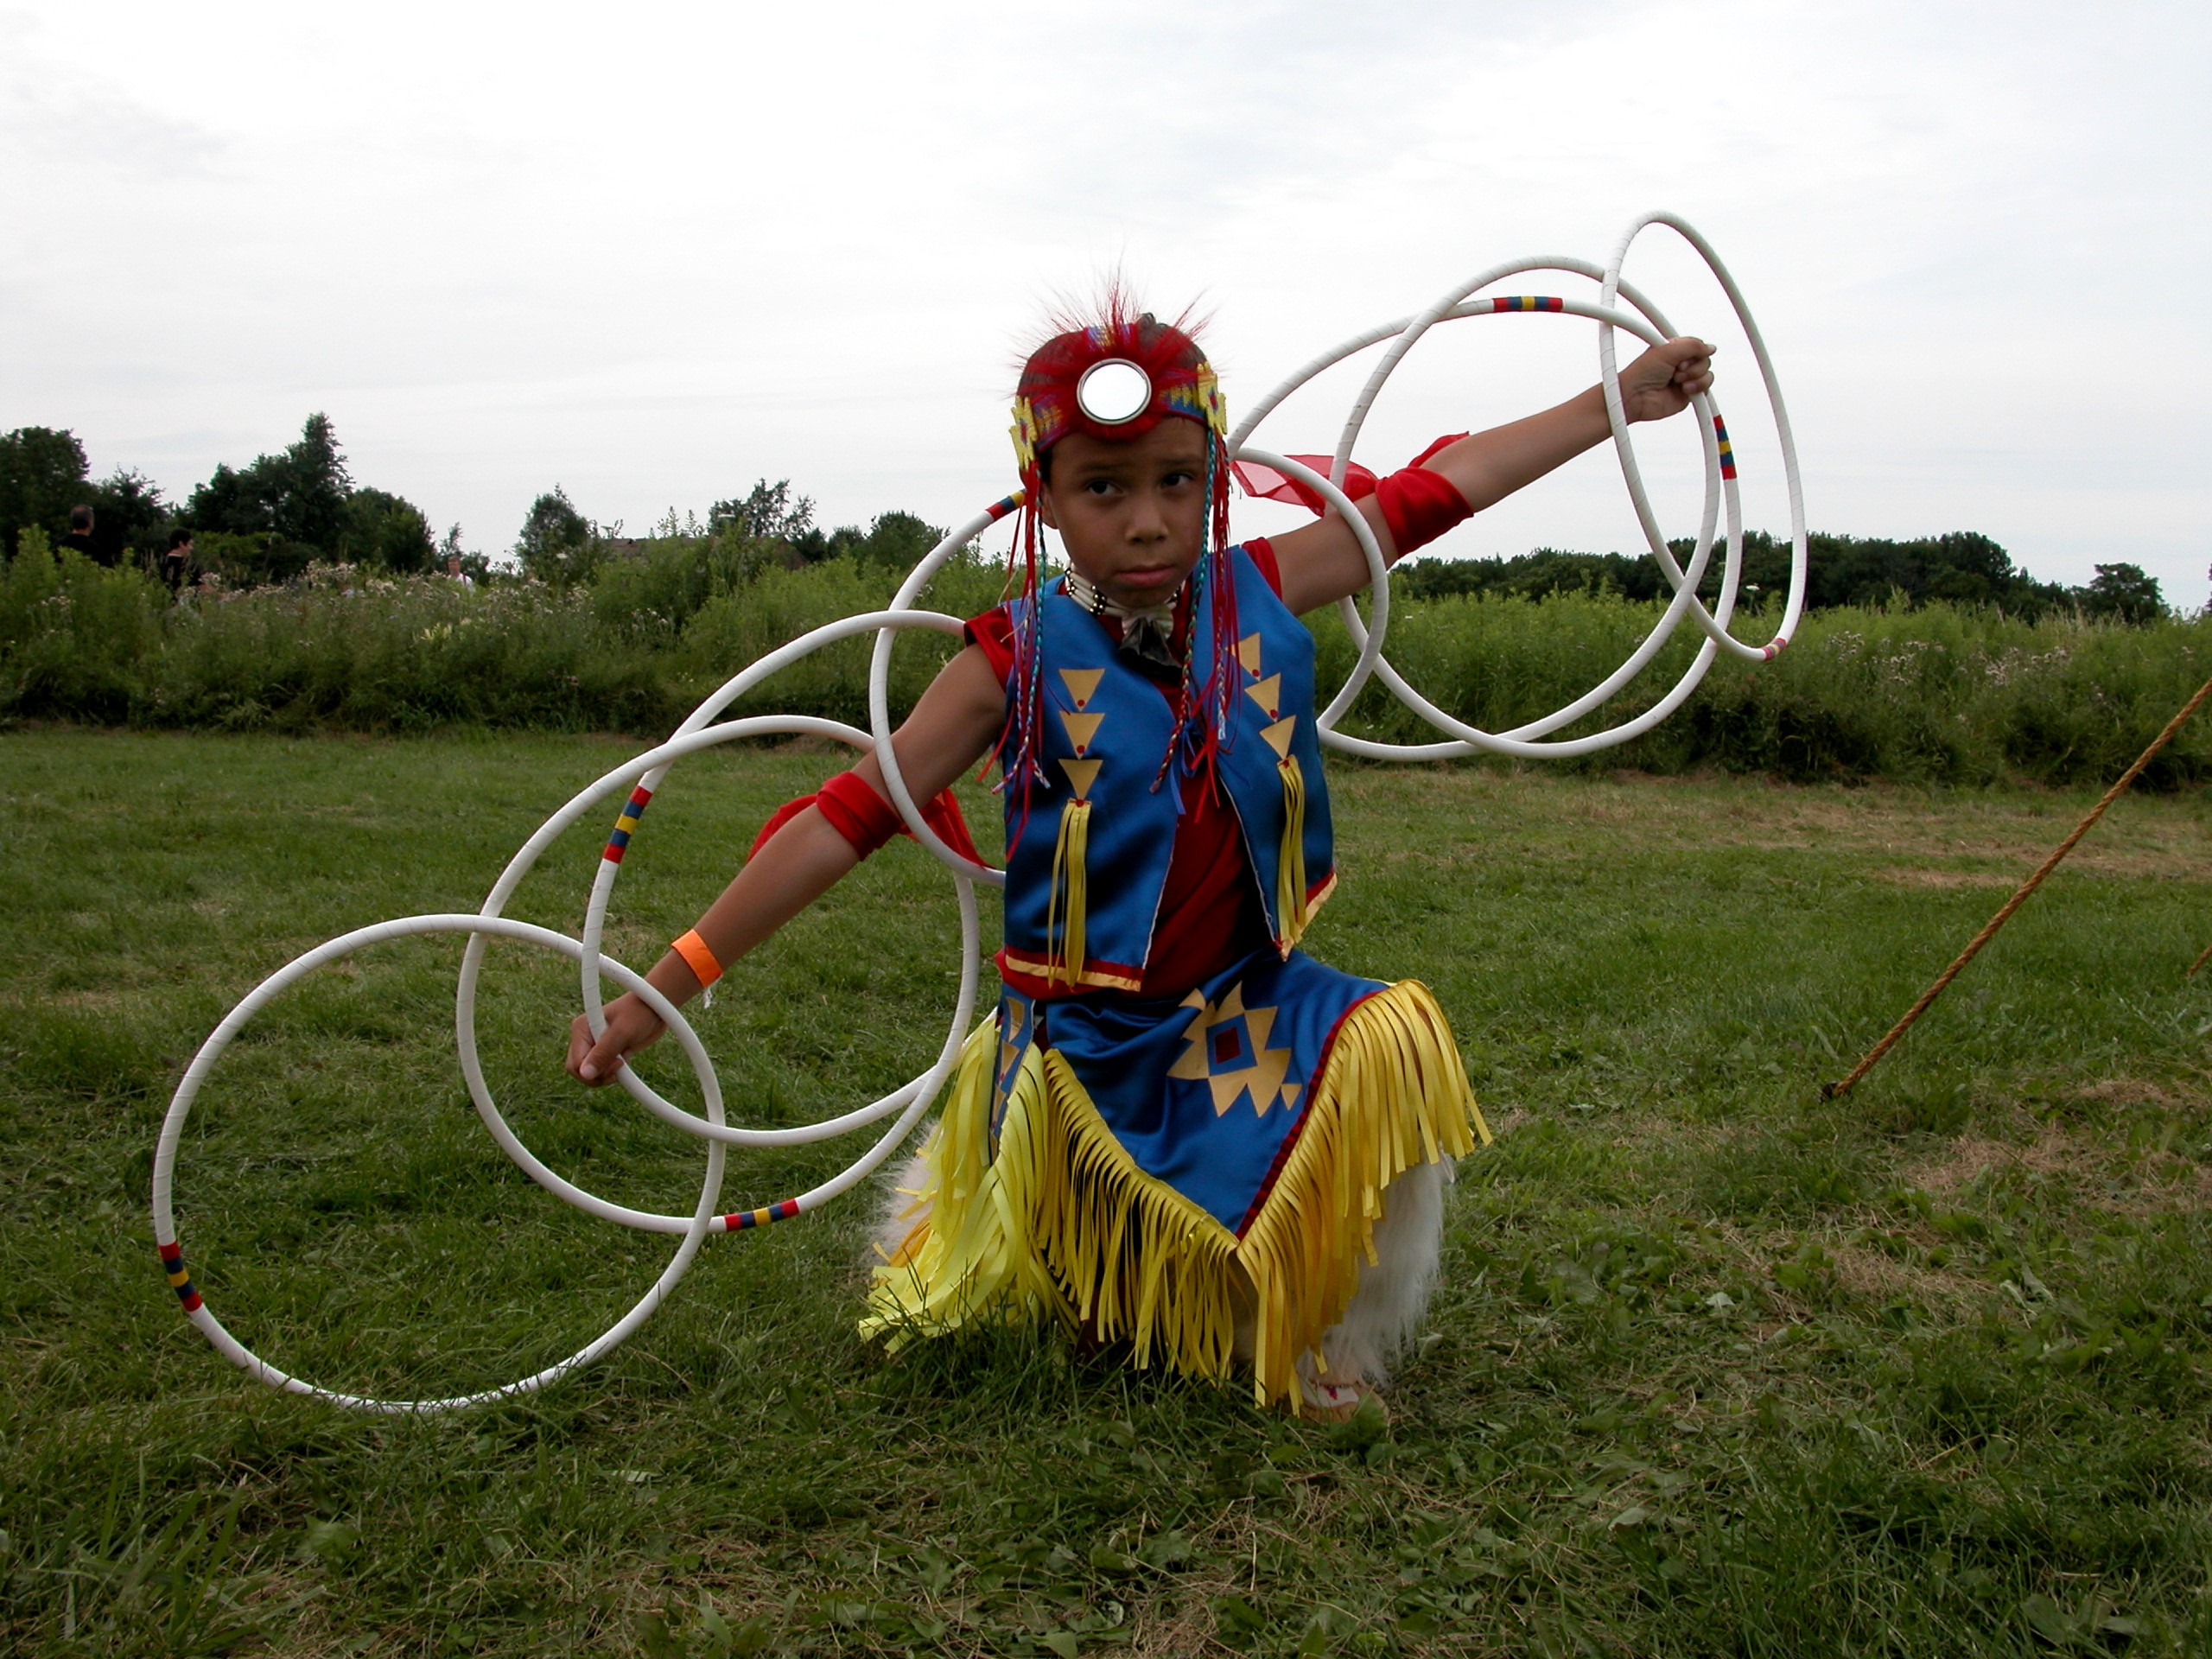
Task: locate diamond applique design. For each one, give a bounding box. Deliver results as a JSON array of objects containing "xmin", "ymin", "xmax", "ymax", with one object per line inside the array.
[{"xmin": 1167, "ymin": 983, "xmax": 1302, "ymax": 1118}]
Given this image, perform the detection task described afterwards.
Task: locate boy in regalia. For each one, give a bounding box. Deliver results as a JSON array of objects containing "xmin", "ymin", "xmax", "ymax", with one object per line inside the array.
[{"xmin": 569, "ymin": 303, "xmax": 1713, "ymax": 1418}]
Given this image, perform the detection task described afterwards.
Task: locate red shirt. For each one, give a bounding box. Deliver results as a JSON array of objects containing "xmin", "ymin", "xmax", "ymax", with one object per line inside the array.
[{"xmin": 969, "ymin": 540, "xmax": 1281, "ymax": 1001}]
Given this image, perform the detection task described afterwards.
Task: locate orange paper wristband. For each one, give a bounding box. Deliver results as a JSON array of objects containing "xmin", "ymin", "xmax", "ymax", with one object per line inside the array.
[{"xmin": 671, "ymin": 928, "xmax": 723, "ymax": 988}]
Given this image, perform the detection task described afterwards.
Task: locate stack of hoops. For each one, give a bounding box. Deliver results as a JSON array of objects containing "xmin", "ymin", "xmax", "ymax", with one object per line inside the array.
[{"xmin": 151, "ymin": 212, "xmax": 1808, "ymax": 1413}]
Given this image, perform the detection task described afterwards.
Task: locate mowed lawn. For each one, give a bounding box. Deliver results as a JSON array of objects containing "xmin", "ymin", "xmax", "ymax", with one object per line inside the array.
[{"xmin": 3, "ymin": 728, "xmax": 2209, "ymax": 1658}]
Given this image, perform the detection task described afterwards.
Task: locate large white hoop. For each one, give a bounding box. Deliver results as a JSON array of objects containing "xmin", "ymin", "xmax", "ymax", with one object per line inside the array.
[{"xmin": 149, "ymin": 914, "xmax": 727, "ymax": 1414}]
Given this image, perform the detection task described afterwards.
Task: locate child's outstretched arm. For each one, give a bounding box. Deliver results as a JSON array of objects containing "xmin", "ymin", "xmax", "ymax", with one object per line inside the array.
[
  {"xmin": 565, "ymin": 643, "xmax": 1007, "ymax": 1085},
  {"xmin": 1268, "ymin": 335, "xmax": 1715, "ymax": 616}
]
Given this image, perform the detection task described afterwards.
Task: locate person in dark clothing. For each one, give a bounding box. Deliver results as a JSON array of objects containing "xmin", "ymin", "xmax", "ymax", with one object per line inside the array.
[
  {"xmin": 160, "ymin": 527, "xmax": 194, "ymax": 595},
  {"xmin": 58, "ymin": 504, "xmax": 104, "ymax": 564}
]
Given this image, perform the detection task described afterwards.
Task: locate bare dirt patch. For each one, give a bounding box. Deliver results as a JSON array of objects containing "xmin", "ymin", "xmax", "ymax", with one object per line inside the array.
[
  {"xmin": 1903, "ymin": 1113, "xmax": 2212, "ymax": 1217},
  {"xmin": 1905, "ymin": 1129, "xmax": 2094, "ymax": 1197},
  {"xmin": 1825, "ymin": 1238, "xmax": 1987, "ymax": 1313},
  {"xmin": 2078, "ymin": 1077, "xmax": 2208, "ymax": 1110}
]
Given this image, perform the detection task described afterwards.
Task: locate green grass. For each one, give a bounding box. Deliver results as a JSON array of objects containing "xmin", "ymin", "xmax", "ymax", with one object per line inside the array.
[{"xmin": 3, "ymin": 730, "xmax": 2209, "ymax": 1656}]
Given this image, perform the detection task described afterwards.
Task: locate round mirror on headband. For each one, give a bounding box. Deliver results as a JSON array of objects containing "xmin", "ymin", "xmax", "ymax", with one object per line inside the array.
[{"xmin": 1076, "ymin": 359, "xmax": 1152, "ymax": 425}]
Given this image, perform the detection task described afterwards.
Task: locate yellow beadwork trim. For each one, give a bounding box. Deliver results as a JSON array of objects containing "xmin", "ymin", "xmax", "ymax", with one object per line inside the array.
[
  {"xmin": 860, "ymin": 980, "xmax": 1487, "ymax": 1412},
  {"xmin": 998, "ymin": 947, "xmax": 1145, "ymax": 993}
]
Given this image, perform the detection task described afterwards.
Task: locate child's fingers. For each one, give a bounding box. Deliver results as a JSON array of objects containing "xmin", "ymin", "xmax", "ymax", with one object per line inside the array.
[
  {"xmin": 579, "ymin": 1028, "xmax": 627, "ymax": 1085},
  {"xmin": 567, "ymin": 1009, "xmax": 627, "ymax": 1084}
]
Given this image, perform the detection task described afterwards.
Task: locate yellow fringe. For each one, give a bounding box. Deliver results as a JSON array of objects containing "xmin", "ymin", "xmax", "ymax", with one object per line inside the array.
[
  {"xmin": 1275, "ymin": 755, "xmax": 1308, "ymax": 951},
  {"xmin": 1236, "ymin": 979, "xmax": 1489, "ymax": 1404},
  {"xmin": 861, "ymin": 980, "xmax": 1489, "ymax": 1412},
  {"xmin": 1046, "ymin": 798, "xmax": 1091, "ymax": 988}
]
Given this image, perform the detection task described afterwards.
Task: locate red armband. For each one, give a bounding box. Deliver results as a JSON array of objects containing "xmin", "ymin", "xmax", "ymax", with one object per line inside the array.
[
  {"xmin": 817, "ymin": 769, "xmax": 905, "ymax": 855},
  {"xmin": 1376, "ymin": 462, "xmax": 1472, "ymax": 556},
  {"xmin": 747, "ymin": 770, "xmax": 984, "ymax": 865},
  {"xmin": 1230, "ymin": 435, "xmax": 1471, "ymax": 556}
]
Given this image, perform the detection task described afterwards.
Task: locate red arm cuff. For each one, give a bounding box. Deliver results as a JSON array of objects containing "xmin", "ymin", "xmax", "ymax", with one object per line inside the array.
[
  {"xmin": 1376, "ymin": 462, "xmax": 1472, "ymax": 556},
  {"xmin": 817, "ymin": 769, "xmax": 904, "ymax": 855},
  {"xmin": 748, "ymin": 771, "xmax": 986, "ymax": 865}
]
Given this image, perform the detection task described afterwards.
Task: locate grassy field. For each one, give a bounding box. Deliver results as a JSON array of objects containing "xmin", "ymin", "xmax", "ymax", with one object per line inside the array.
[{"xmin": 2, "ymin": 729, "xmax": 2209, "ymax": 1657}]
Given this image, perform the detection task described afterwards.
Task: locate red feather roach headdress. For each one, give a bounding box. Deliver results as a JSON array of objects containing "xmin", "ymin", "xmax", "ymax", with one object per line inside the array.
[{"xmin": 997, "ymin": 300, "xmax": 1235, "ymax": 837}]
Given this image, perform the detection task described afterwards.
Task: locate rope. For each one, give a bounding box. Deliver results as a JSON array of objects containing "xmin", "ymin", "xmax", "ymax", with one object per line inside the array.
[{"xmin": 1822, "ymin": 675, "xmax": 2212, "ymax": 1100}]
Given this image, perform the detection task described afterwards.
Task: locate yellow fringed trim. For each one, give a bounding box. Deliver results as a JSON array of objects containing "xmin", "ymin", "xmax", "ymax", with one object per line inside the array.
[
  {"xmin": 859, "ymin": 1021, "xmax": 1057, "ymax": 1348},
  {"xmin": 861, "ymin": 980, "xmax": 1489, "ymax": 1413},
  {"xmin": 1236, "ymin": 979, "xmax": 1489, "ymax": 1405},
  {"xmin": 1275, "ymin": 755, "xmax": 1308, "ymax": 951},
  {"xmin": 1046, "ymin": 798, "xmax": 1091, "ymax": 988}
]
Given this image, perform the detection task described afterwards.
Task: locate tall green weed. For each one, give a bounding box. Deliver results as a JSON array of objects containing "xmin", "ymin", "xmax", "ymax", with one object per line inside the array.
[
  {"xmin": 1313, "ymin": 590, "xmax": 2210, "ymax": 785},
  {"xmin": 1, "ymin": 546, "xmax": 2202, "ymax": 785},
  {"xmin": 134, "ymin": 565, "xmax": 680, "ymax": 733},
  {"xmin": 0, "ymin": 531, "xmax": 167, "ymax": 723}
]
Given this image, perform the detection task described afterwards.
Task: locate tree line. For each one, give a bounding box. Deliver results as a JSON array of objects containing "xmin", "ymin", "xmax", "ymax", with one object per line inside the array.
[
  {"xmin": 0, "ymin": 415, "xmax": 465, "ymax": 584},
  {"xmin": 1395, "ymin": 530, "xmax": 2175, "ymax": 624},
  {"xmin": 0, "ymin": 415, "xmax": 2184, "ymax": 624},
  {"xmin": 512, "ymin": 480, "xmax": 948, "ymax": 588},
  {"xmin": 0, "ymin": 417, "xmax": 946, "ymax": 595}
]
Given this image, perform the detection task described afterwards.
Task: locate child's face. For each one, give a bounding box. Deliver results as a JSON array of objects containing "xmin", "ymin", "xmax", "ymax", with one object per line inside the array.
[{"xmin": 1038, "ymin": 419, "xmax": 1210, "ymax": 609}]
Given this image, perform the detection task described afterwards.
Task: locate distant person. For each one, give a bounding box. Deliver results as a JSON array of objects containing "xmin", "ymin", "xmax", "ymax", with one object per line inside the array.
[
  {"xmin": 445, "ymin": 553, "xmax": 474, "ymax": 588},
  {"xmin": 58, "ymin": 505, "xmax": 104, "ymax": 564},
  {"xmin": 160, "ymin": 528, "xmax": 194, "ymax": 595}
]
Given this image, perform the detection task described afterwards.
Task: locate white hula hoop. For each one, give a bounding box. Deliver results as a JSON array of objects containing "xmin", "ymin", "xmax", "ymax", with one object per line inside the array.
[
  {"xmin": 1230, "ymin": 223, "xmax": 1803, "ymax": 759},
  {"xmin": 149, "ymin": 914, "xmax": 727, "ymax": 1414},
  {"xmin": 1599, "ymin": 210, "xmax": 1808, "ymax": 658}
]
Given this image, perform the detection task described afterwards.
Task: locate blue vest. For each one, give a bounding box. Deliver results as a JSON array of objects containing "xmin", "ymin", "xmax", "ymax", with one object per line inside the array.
[{"xmin": 999, "ymin": 546, "xmax": 1336, "ymax": 991}]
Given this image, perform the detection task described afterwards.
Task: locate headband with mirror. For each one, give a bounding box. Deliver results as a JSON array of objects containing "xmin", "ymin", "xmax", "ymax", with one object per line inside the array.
[
  {"xmin": 1009, "ymin": 311, "xmax": 1227, "ymax": 474},
  {"xmin": 997, "ymin": 308, "xmax": 1239, "ymax": 836}
]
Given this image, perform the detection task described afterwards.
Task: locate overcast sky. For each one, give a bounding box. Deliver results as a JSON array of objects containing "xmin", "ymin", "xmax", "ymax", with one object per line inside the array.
[{"xmin": 4, "ymin": 0, "xmax": 2207, "ymax": 607}]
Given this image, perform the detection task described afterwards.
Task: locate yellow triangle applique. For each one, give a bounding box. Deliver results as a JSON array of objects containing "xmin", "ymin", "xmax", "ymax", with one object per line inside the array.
[
  {"xmin": 1058, "ymin": 709, "xmax": 1104, "ymax": 755},
  {"xmin": 1262, "ymin": 716, "xmax": 1298, "ymax": 760},
  {"xmin": 1237, "ymin": 633, "xmax": 1262, "ymax": 677},
  {"xmin": 1244, "ymin": 674, "xmax": 1281, "ymax": 720},
  {"xmin": 1060, "ymin": 758, "xmax": 1103, "ymax": 800},
  {"xmin": 1058, "ymin": 668, "xmax": 1105, "ymax": 709}
]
